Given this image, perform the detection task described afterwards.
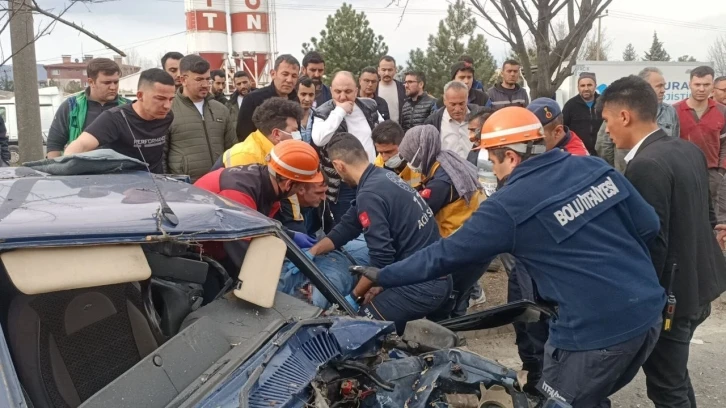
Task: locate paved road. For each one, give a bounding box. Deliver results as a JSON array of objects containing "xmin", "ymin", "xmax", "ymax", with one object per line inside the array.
[{"xmin": 465, "ymin": 303, "xmax": 726, "ymax": 407}]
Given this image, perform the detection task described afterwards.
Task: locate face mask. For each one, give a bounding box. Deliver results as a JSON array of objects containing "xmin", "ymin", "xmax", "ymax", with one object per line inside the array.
[
  {"xmin": 406, "ymin": 147, "xmax": 422, "ymax": 173},
  {"xmin": 385, "ymin": 154, "xmax": 403, "ymax": 169},
  {"xmin": 279, "ymin": 129, "xmax": 302, "ymax": 140}
]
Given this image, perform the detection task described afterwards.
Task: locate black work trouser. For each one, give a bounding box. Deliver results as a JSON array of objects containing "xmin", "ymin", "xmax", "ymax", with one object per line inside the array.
[
  {"xmin": 503, "ymin": 254, "xmax": 549, "ymax": 385},
  {"xmin": 537, "ymin": 319, "xmax": 661, "ymax": 407},
  {"xmin": 642, "ymin": 303, "xmax": 712, "ymax": 408}
]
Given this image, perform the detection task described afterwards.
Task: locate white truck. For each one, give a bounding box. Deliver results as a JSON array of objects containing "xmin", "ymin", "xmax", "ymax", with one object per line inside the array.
[
  {"xmin": 0, "ymin": 86, "xmax": 64, "ymax": 164},
  {"xmin": 555, "ymin": 61, "xmax": 713, "ymax": 107}
]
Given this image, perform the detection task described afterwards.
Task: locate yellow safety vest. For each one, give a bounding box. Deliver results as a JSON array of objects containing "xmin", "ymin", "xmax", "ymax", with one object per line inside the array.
[
  {"xmin": 424, "ymin": 162, "xmax": 480, "ymax": 238},
  {"xmin": 221, "ymin": 131, "xmax": 303, "ymax": 221},
  {"xmin": 373, "ymin": 154, "xmax": 422, "ymax": 187}
]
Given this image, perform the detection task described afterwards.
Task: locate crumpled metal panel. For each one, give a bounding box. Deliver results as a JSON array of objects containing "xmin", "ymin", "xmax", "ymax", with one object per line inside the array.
[{"xmin": 0, "ymin": 171, "xmax": 277, "ymax": 248}]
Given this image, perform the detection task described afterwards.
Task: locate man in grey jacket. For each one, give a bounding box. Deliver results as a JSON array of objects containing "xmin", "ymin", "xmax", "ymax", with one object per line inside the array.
[
  {"xmin": 487, "ymin": 59, "xmax": 529, "ymax": 111},
  {"xmin": 596, "ymin": 67, "xmax": 680, "ymax": 172},
  {"xmin": 166, "ymin": 55, "xmax": 236, "ymax": 182}
]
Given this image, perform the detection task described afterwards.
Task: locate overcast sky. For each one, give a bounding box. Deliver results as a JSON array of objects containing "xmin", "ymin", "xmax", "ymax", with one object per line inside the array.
[{"xmin": 3, "ymin": 0, "xmax": 725, "ymax": 70}]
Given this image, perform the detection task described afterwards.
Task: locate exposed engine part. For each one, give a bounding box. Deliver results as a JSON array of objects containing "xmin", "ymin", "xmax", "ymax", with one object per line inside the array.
[
  {"xmin": 332, "ymin": 361, "xmax": 395, "ymax": 391},
  {"xmin": 444, "ymin": 393, "xmax": 479, "ymax": 407}
]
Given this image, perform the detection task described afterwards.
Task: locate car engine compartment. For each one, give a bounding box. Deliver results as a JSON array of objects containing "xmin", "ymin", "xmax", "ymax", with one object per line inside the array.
[{"xmin": 192, "ymin": 318, "xmax": 533, "ymax": 408}]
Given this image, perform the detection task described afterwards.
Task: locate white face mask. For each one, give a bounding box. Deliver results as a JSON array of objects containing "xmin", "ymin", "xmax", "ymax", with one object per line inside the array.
[
  {"xmin": 406, "ymin": 147, "xmax": 422, "ymax": 173},
  {"xmin": 384, "ymin": 154, "xmax": 403, "ymax": 169},
  {"xmin": 279, "ymin": 129, "xmax": 302, "ymax": 140}
]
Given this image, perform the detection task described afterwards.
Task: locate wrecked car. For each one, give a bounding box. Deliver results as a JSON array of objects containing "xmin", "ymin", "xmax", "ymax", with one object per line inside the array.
[{"xmin": 0, "ymin": 166, "xmax": 566, "ymax": 408}]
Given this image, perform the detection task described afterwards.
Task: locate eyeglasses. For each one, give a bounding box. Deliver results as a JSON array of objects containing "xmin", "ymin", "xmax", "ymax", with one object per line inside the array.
[{"xmin": 404, "ymin": 81, "xmax": 420, "ymax": 85}]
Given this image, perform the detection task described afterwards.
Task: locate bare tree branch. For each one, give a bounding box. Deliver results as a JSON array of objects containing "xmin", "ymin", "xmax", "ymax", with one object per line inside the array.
[
  {"xmin": 0, "ymin": 0, "xmax": 125, "ymax": 68},
  {"xmin": 29, "ymin": 0, "xmax": 125, "ymax": 56}
]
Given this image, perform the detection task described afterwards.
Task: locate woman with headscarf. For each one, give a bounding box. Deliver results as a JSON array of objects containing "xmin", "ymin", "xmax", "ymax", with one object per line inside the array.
[{"xmin": 398, "ymin": 125, "xmax": 482, "ymax": 238}]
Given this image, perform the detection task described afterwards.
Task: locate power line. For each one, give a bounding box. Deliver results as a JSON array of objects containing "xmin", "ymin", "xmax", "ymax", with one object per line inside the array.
[{"xmin": 35, "ymin": 31, "xmax": 186, "ymax": 63}]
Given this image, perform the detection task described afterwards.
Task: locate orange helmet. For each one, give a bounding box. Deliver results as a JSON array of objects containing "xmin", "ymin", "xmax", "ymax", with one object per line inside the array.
[
  {"xmin": 479, "ymin": 107, "xmax": 545, "ymax": 152},
  {"xmin": 268, "ymin": 140, "xmax": 324, "ymax": 183}
]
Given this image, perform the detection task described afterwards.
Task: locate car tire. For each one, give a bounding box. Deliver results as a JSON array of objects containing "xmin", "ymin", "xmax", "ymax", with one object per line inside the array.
[{"xmin": 8, "ymin": 145, "xmax": 19, "ymax": 166}]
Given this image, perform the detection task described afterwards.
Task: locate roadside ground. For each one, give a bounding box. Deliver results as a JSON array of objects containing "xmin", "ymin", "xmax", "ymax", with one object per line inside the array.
[{"xmin": 464, "ymin": 268, "xmax": 726, "ymax": 407}]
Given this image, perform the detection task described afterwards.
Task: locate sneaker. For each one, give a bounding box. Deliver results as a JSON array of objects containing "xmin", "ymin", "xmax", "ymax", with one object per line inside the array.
[{"xmin": 468, "ymin": 291, "xmax": 487, "ymax": 307}]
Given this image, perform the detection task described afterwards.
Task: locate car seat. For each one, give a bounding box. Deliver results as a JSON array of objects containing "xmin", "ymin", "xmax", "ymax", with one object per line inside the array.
[{"xmin": 7, "ymin": 283, "xmax": 159, "ymax": 408}]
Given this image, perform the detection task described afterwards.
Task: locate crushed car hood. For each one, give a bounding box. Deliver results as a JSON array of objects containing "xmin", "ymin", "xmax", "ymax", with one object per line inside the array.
[
  {"xmin": 189, "ymin": 318, "xmax": 533, "ymax": 408},
  {"xmin": 0, "ymin": 169, "xmax": 277, "ymax": 249}
]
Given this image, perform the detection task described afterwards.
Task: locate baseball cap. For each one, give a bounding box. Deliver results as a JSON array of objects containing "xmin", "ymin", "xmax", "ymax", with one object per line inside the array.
[{"xmin": 527, "ymin": 97, "xmax": 562, "ymax": 126}]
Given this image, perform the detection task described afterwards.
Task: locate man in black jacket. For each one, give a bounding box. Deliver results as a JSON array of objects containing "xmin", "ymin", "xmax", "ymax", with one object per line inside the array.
[
  {"xmin": 236, "ymin": 54, "xmax": 299, "ymax": 142},
  {"xmin": 401, "ymin": 70, "xmax": 436, "ymax": 131},
  {"xmin": 436, "ymin": 62, "xmax": 490, "ymax": 110},
  {"xmin": 563, "ymin": 72, "xmax": 603, "ymax": 156},
  {"xmin": 359, "ymin": 66, "xmax": 390, "ymax": 121},
  {"xmin": 601, "ymin": 75, "xmax": 726, "ymax": 408}
]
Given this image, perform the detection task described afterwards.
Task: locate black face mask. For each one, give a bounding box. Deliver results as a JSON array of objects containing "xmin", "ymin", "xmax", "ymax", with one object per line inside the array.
[{"xmin": 496, "ymin": 174, "xmax": 510, "ymax": 191}]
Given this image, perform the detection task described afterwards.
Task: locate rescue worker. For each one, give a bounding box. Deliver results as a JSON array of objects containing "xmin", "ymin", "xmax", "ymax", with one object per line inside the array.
[
  {"xmin": 350, "ymin": 107, "xmax": 667, "ymax": 407},
  {"xmin": 372, "ymin": 120, "xmax": 422, "ymax": 186},
  {"xmin": 504, "ymin": 97, "xmax": 591, "ymax": 398},
  {"xmin": 399, "ymin": 124, "xmax": 481, "ymax": 238},
  {"xmin": 194, "ymin": 139, "xmax": 321, "ymax": 250},
  {"xmin": 212, "ymin": 97, "xmax": 303, "ymax": 170},
  {"xmin": 308, "ymin": 132, "xmax": 452, "ymax": 333},
  {"xmin": 210, "ymin": 97, "xmax": 310, "ymax": 236},
  {"xmin": 398, "ymin": 124, "xmax": 485, "ymax": 319},
  {"xmin": 528, "ymin": 98, "xmax": 589, "ymax": 155}
]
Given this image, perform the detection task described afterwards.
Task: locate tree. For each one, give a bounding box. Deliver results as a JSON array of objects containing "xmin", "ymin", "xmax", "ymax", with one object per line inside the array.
[
  {"xmin": 64, "ymin": 81, "xmax": 83, "ymax": 94},
  {"xmin": 0, "ymin": 69, "xmax": 13, "ymax": 91},
  {"xmin": 622, "ymin": 43, "xmax": 637, "ymax": 61},
  {"xmin": 0, "ymin": 0, "xmax": 126, "ymax": 67},
  {"xmin": 406, "ymin": 0, "xmax": 496, "ymax": 98},
  {"xmin": 677, "ymin": 55, "xmax": 697, "ymax": 62},
  {"xmin": 469, "ymin": 0, "xmax": 612, "ymax": 99},
  {"xmin": 643, "ymin": 31, "xmax": 671, "ymax": 61},
  {"xmin": 124, "ymin": 49, "xmax": 155, "ymax": 70},
  {"xmin": 580, "ymin": 28, "xmax": 611, "ymax": 61},
  {"xmin": 708, "ymin": 36, "xmax": 726, "ymax": 76},
  {"xmin": 301, "ymin": 3, "xmax": 388, "ymax": 81}
]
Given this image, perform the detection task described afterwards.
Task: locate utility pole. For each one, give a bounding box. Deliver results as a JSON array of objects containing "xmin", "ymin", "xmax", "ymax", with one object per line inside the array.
[
  {"xmin": 596, "ymin": 10, "xmax": 609, "ymax": 61},
  {"xmin": 10, "ymin": 0, "xmax": 44, "ymax": 163}
]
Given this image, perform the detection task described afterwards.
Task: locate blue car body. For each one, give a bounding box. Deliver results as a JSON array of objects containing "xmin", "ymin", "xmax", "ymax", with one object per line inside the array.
[{"xmin": 0, "ymin": 167, "xmax": 567, "ymax": 408}]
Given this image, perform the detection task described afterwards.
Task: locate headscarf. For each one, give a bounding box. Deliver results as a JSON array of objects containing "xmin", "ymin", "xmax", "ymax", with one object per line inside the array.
[{"xmin": 399, "ymin": 125, "xmax": 481, "ymax": 203}]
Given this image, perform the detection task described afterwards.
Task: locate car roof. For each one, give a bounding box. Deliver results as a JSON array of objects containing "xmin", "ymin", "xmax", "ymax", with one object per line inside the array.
[{"xmin": 0, "ymin": 168, "xmax": 278, "ymax": 249}]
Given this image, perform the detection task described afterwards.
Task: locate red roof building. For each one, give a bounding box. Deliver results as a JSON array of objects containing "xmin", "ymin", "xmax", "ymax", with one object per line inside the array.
[{"xmin": 44, "ymin": 55, "xmax": 140, "ymax": 92}]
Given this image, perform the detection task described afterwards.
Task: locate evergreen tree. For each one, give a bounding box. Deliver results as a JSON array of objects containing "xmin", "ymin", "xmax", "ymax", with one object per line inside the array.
[
  {"xmin": 622, "ymin": 43, "xmax": 637, "ymax": 61},
  {"xmin": 643, "ymin": 32, "xmax": 671, "ymax": 61},
  {"xmin": 677, "ymin": 55, "xmax": 697, "ymax": 62},
  {"xmin": 301, "ymin": 3, "xmax": 388, "ymax": 81},
  {"xmin": 406, "ymin": 0, "xmax": 496, "ymax": 98}
]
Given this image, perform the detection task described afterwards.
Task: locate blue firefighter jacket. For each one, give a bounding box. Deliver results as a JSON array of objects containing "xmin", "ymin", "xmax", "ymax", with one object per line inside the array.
[
  {"xmin": 327, "ymin": 164, "xmax": 441, "ymax": 268},
  {"xmin": 377, "ymin": 149, "xmax": 667, "ymax": 351}
]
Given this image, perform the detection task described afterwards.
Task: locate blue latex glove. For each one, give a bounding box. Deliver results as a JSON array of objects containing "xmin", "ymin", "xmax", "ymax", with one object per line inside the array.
[
  {"xmin": 292, "ymin": 232, "xmax": 317, "ymax": 249},
  {"xmin": 344, "ymin": 294, "xmax": 360, "ymax": 312}
]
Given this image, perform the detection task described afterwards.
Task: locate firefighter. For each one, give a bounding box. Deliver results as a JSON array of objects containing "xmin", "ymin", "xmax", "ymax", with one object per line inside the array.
[
  {"xmin": 194, "ymin": 139, "xmax": 322, "ymax": 250},
  {"xmin": 349, "ymin": 107, "xmax": 667, "ymax": 407}
]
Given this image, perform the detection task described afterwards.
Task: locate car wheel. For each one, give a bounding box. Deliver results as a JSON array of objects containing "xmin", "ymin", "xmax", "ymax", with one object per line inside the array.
[{"xmin": 8, "ymin": 145, "xmax": 19, "ymax": 166}]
